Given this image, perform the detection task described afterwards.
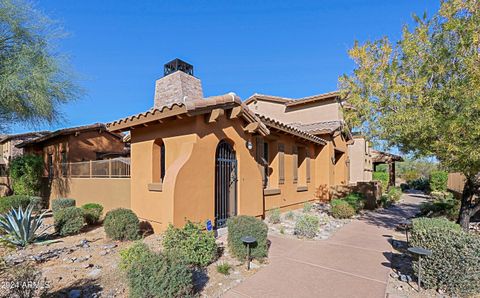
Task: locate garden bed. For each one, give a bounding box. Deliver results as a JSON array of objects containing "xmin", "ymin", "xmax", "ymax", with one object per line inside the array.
[
  {"xmin": 0, "ymin": 216, "xmax": 264, "ymax": 297},
  {"xmin": 265, "ymin": 202, "xmax": 352, "ymax": 240}
]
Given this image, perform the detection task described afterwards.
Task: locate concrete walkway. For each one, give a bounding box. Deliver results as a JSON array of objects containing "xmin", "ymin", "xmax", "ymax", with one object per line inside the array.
[{"xmin": 224, "ymin": 194, "xmax": 424, "ymax": 298}]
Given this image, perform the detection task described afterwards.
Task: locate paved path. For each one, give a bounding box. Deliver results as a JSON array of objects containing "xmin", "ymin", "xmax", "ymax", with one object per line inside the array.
[{"xmin": 224, "ymin": 194, "xmax": 425, "ymax": 298}]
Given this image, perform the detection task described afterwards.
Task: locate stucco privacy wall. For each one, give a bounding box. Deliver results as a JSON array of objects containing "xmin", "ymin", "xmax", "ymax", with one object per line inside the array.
[
  {"xmin": 130, "ymin": 115, "xmax": 264, "ymax": 232},
  {"xmin": 46, "ymin": 177, "xmax": 130, "ymax": 211}
]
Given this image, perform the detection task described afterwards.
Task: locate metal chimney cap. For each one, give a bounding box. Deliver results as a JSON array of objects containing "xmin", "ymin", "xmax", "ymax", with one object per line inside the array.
[{"xmin": 164, "ymin": 58, "xmax": 194, "ymax": 77}]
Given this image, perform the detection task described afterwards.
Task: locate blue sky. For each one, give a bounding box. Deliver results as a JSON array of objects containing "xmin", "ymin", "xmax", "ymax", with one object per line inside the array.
[{"xmin": 12, "ymin": 0, "xmax": 439, "ymax": 133}]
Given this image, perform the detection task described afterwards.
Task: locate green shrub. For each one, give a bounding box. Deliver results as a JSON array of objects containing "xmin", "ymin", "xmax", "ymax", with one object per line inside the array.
[
  {"xmin": 0, "ymin": 195, "xmax": 31, "ymax": 214},
  {"xmin": 81, "ymin": 203, "xmax": 103, "ymax": 225},
  {"xmin": 227, "ymin": 215, "xmax": 268, "ymax": 261},
  {"xmin": 51, "ymin": 198, "xmax": 76, "ymax": 213},
  {"xmin": 331, "ymin": 200, "xmax": 355, "ymax": 219},
  {"xmin": 380, "ymin": 194, "xmax": 393, "ymax": 208},
  {"xmin": 429, "ymin": 170, "xmax": 448, "ymax": 192},
  {"xmin": 303, "ymin": 202, "xmax": 313, "ymax": 213},
  {"xmin": 285, "ymin": 211, "xmax": 295, "ymax": 220},
  {"xmin": 54, "ymin": 206, "xmax": 84, "ymax": 236},
  {"xmin": 104, "ymin": 208, "xmax": 139, "ymax": 241},
  {"xmin": 420, "ymin": 199, "xmax": 460, "ymax": 221},
  {"xmin": 403, "ymin": 170, "xmax": 420, "ymax": 182},
  {"xmin": 163, "ymin": 221, "xmax": 217, "ymax": 267},
  {"xmin": 373, "ymin": 171, "xmax": 389, "ymax": 190},
  {"xmin": 429, "ymin": 191, "xmax": 453, "ymax": 201},
  {"xmin": 386, "ymin": 187, "xmax": 402, "ymax": 203},
  {"xmin": 9, "ymin": 154, "xmax": 43, "ymax": 196},
  {"xmin": 294, "ymin": 214, "xmax": 319, "ymax": 239},
  {"xmin": 29, "ymin": 196, "xmax": 44, "ymax": 211},
  {"xmin": 120, "ymin": 241, "xmax": 151, "ymax": 271},
  {"xmin": 408, "ymin": 177, "xmax": 430, "ymax": 192},
  {"xmin": 268, "ymin": 208, "xmax": 281, "ymax": 224},
  {"xmin": 121, "ymin": 244, "xmax": 193, "ymax": 298},
  {"xmin": 342, "ymin": 193, "xmax": 365, "ymax": 212},
  {"xmin": 216, "ymin": 263, "xmax": 232, "ymax": 275},
  {"xmin": 411, "ymin": 218, "xmax": 480, "ymax": 296}
]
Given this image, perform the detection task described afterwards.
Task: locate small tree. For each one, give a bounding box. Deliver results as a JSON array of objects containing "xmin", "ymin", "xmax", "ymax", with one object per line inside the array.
[
  {"xmin": 340, "ymin": 0, "xmax": 480, "ymax": 230},
  {"xmin": 9, "ymin": 154, "xmax": 43, "ymax": 196},
  {"xmin": 0, "ymin": 0, "xmax": 80, "ymax": 132}
]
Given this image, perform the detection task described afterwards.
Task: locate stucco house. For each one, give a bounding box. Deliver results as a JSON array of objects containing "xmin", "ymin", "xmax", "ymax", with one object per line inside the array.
[{"xmin": 107, "ymin": 59, "xmax": 361, "ymax": 232}]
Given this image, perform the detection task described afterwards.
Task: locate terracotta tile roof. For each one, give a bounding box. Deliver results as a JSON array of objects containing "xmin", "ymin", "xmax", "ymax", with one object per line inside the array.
[
  {"xmin": 288, "ymin": 120, "xmax": 343, "ymax": 135},
  {"xmin": 244, "ymin": 91, "xmax": 339, "ymax": 107},
  {"xmin": 255, "ymin": 114, "xmax": 327, "ymax": 145},
  {"xmin": 107, "ymin": 93, "xmax": 270, "ymax": 136},
  {"xmin": 0, "ymin": 131, "xmax": 50, "ymax": 144},
  {"xmin": 16, "ymin": 123, "xmax": 121, "ymax": 148}
]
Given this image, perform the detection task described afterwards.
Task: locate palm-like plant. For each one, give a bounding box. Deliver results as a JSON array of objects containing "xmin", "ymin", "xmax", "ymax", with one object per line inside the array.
[{"xmin": 0, "ymin": 204, "xmax": 50, "ymax": 247}]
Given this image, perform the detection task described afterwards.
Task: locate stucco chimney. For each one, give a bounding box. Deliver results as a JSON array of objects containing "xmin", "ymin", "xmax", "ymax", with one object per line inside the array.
[{"xmin": 154, "ymin": 58, "xmax": 203, "ymax": 108}]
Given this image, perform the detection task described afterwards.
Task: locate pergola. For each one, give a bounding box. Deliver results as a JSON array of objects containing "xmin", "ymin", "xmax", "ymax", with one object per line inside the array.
[{"xmin": 371, "ymin": 150, "xmax": 404, "ymax": 187}]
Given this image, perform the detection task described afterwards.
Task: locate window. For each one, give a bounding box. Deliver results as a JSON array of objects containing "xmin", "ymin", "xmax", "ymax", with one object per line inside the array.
[
  {"xmin": 278, "ymin": 143, "xmax": 285, "ymax": 185},
  {"xmin": 263, "ymin": 142, "xmax": 269, "ymax": 187},
  {"xmin": 61, "ymin": 151, "xmax": 68, "ymax": 177},
  {"xmin": 292, "ymin": 145, "xmax": 298, "ymax": 184},
  {"xmin": 152, "ymin": 139, "xmax": 166, "ymax": 183},
  {"xmin": 47, "ymin": 154, "xmax": 53, "ymax": 179}
]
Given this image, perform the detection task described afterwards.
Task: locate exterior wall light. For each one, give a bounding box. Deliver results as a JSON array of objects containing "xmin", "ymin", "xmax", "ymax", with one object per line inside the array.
[{"xmin": 246, "ymin": 140, "xmax": 253, "ymax": 150}]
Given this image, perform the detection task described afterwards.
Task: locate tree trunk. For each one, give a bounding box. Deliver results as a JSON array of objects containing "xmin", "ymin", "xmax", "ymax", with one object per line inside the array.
[{"xmin": 457, "ymin": 175, "xmax": 475, "ymax": 231}]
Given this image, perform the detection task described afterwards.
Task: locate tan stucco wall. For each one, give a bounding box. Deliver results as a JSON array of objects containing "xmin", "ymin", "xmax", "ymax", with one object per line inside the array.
[
  {"xmin": 348, "ymin": 136, "xmax": 373, "ymax": 183},
  {"xmin": 130, "ymin": 114, "xmax": 264, "ymax": 232},
  {"xmin": 248, "ymin": 99, "xmax": 342, "ymax": 124},
  {"xmin": 47, "ymin": 177, "xmax": 130, "ymax": 212},
  {"xmin": 263, "ymin": 135, "xmax": 325, "ymax": 211}
]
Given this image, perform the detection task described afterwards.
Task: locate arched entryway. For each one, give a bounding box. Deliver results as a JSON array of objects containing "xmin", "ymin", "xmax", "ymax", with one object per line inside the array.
[{"xmin": 215, "ymin": 140, "xmax": 237, "ymax": 228}]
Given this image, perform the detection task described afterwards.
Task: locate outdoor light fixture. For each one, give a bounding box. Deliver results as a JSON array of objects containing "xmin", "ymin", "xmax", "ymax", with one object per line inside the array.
[{"xmin": 246, "ymin": 140, "xmax": 253, "ymax": 150}]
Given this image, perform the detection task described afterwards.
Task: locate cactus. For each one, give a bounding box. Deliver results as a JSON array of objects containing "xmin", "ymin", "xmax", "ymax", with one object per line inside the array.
[{"xmin": 0, "ymin": 204, "xmax": 49, "ymax": 247}]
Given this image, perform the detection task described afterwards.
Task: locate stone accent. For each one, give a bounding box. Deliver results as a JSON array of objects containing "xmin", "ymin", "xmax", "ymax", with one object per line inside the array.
[
  {"xmin": 154, "ymin": 71, "xmax": 203, "ymax": 108},
  {"xmin": 329, "ymin": 181, "xmax": 382, "ymax": 210}
]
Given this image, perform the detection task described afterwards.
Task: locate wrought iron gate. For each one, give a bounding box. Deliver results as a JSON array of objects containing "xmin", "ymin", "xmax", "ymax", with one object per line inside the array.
[{"xmin": 215, "ymin": 140, "xmax": 237, "ymax": 228}]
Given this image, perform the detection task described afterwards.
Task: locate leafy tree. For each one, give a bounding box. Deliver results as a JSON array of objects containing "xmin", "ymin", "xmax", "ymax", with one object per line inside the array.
[
  {"xmin": 0, "ymin": 0, "xmax": 80, "ymax": 132},
  {"xmin": 9, "ymin": 154, "xmax": 43, "ymax": 195},
  {"xmin": 340, "ymin": 0, "xmax": 480, "ymax": 230}
]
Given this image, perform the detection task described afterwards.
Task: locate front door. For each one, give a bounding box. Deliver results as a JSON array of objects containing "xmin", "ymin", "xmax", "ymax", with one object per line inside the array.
[{"xmin": 215, "ymin": 140, "xmax": 237, "ymax": 228}]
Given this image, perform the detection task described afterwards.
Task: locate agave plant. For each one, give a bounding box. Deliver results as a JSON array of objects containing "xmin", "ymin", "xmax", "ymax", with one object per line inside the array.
[{"xmin": 0, "ymin": 204, "xmax": 50, "ymax": 247}]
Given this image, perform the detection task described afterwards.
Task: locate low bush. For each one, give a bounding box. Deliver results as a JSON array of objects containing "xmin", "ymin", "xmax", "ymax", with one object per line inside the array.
[
  {"xmin": 411, "ymin": 217, "xmax": 480, "ymax": 296},
  {"xmin": 294, "ymin": 214, "xmax": 319, "ymax": 239},
  {"xmin": 163, "ymin": 221, "xmax": 217, "ymax": 267},
  {"xmin": 429, "ymin": 191, "xmax": 453, "ymax": 201},
  {"xmin": 331, "ymin": 200, "xmax": 355, "ymax": 219},
  {"xmin": 0, "ymin": 195, "xmax": 31, "ymax": 214},
  {"xmin": 429, "ymin": 170, "xmax": 448, "ymax": 192},
  {"xmin": 29, "ymin": 196, "xmax": 44, "ymax": 211},
  {"xmin": 303, "ymin": 202, "xmax": 313, "ymax": 213},
  {"xmin": 385, "ymin": 187, "xmax": 402, "ymax": 203},
  {"xmin": 373, "ymin": 171, "xmax": 389, "ymax": 191},
  {"xmin": 216, "ymin": 262, "xmax": 232, "ymax": 275},
  {"xmin": 285, "ymin": 211, "xmax": 295, "ymax": 220},
  {"xmin": 51, "ymin": 198, "xmax": 76, "ymax": 213},
  {"xmin": 227, "ymin": 215, "xmax": 268, "ymax": 261},
  {"xmin": 419, "ymin": 199, "xmax": 460, "ymax": 221},
  {"xmin": 3, "ymin": 264, "xmax": 47, "ymax": 298},
  {"xmin": 54, "ymin": 206, "xmax": 85, "ymax": 236},
  {"xmin": 121, "ymin": 243, "xmax": 193, "ymax": 298},
  {"xmin": 342, "ymin": 193, "xmax": 365, "ymax": 212},
  {"xmin": 81, "ymin": 203, "xmax": 104, "ymax": 225},
  {"xmin": 380, "ymin": 194, "xmax": 393, "ymax": 208},
  {"xmin": 120, "ymin": 241, "xmax": 151, "ymax": 270},
  {"xmin": 104, "ymin": 208, "xmax": 139, "ymax": 241},
  {"xmin": 408, "ymin": 177, "xmax": 430, "ymax": 192},
  {"xmin": 268, "ymin": 208, "xmax": 281, "ymax": 224}
]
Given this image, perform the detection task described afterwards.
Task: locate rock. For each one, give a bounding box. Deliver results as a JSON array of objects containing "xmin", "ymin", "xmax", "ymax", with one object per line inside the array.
[
  {"xmin": 83, "ymin": 263, "xmax": 93, "ymax": 269},
  {"xmin": 390, "ymin": 272, "xmax": 398, "ymax": 278},
  {"xmin": 99, "ymin": 250, "xmax": 108, "ymax": 256},
  {"xmin": 103, "ymin": 243, "xmax": 117, "ymax": 250},
  {"xmin": 68, "ymin": 289, "xmax": 81, "ymax": 298},
  {"xmin": 78, "ymin": 255, "xmax": 91, "ymax": 262},
  {"xmin": 88, "ymin": 268, "xmax": 102, "ymax": 278},
  {"xmin": 400, "ymin": 274, "xmax": 408, "ymax": 282},
  {"xmin": 249, "ymin": 261, "xmax": 260, "ymax": 269},
  {"xmin": 406, "ymin": 275, "xmax": 412, "ymax": 282}
]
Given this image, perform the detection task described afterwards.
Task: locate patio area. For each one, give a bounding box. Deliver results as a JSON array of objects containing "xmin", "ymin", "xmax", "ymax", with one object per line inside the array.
[{"xmin": 224, "ymin": 194, "xmax": 424, "ymax": 298}]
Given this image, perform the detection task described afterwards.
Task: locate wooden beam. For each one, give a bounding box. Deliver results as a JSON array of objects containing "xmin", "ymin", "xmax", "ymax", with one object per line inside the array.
[
  {"xmin": 243, "ymin": 122, "xmax": 260, "ymax": 133},
  {"xmin": 229, "ymin": 106, "xmax": 243, "ymax": 119},
  {"xmin": 206, "ymin": 108, "xmax": 224, "ymax": 123}
]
